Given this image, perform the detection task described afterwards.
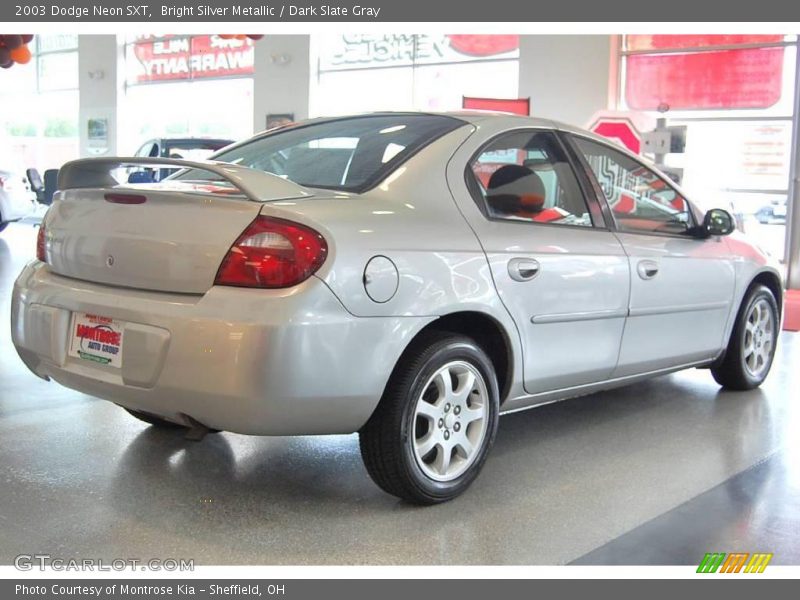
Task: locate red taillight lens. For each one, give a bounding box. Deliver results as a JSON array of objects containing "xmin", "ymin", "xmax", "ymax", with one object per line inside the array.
[
  {"xmin": 105, "ymin": 193, "xmax": 147, "ymax": 204},
  {"xmin": 36, "ymin": 223, "xmax": 46, "ymax": 263},
  {"xmin": 215, "ymin": 216, "xmax": 328, "ymax": 288}
]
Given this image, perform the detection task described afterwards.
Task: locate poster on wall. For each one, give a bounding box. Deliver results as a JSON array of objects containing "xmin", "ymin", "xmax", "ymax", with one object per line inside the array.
[
  {"xmin": 318, "ymin": 34, "xmax": 520, "ymax": 71},
  {"xmin": 86, "ymin": 117, "xmax": 109, "ymax": 155},
  {"xmin": 126, "ymin": 35, "xmax": 255, "ymax": 84}
]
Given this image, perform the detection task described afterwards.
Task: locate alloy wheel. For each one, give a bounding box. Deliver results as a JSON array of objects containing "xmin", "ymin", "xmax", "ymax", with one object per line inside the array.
[
  {"xmin": 411, "ymin": 360, "xmax": 489, "ymax": 482},
  {"xmin": 742, "ymin": 297, "xmax": 775, "ymax": 378}
]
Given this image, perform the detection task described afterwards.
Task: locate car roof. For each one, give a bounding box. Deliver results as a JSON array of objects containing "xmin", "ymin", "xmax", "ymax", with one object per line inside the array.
[
  {"xmin": 157, "ymin": 137, "xmax": 233, "ymax": 144},
  {"xmin": 248, "ymin": 111, "xmax": 567, "ymax": 140}
]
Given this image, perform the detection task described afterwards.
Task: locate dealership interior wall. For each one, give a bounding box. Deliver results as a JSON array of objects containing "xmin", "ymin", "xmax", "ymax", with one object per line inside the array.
[
  {"xmin": 1, "ymin": 34, "xmax": 800, "ymax": 566},
  {"xmin": 6, "ymin": 34, "xmax": 800, "ymax": 277}
]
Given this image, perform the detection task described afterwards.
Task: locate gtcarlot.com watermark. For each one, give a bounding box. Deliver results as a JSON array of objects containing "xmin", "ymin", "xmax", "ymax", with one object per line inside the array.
[{"xmin": 14, "ymin": 554, "xmax": 195, "ymax": 572}]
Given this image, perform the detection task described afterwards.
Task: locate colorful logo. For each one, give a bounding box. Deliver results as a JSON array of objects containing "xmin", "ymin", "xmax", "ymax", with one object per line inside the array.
[{"xmin": 697, "ymin": 552, "xmax": 773, "ymax": 573}]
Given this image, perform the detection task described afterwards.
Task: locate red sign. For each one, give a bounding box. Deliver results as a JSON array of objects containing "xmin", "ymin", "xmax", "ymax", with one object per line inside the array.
[
  {"xmin": 129, "ymin": 35, "xmax": 254, "ymax": 83},
  {"xmin": 447, "ymin": 35, "xmax": 520, "ymax": 57},
  {"xmin": 589, "ymin": 117, "xmax": 642, "ymax": 154},
  {"xmin": 463, "ymin": 96, "xmax": 530, "ymax": 115},
  {"xmin": 626, "ymin": 34, "xmax": 784, "ymax": 52},
  {"xmin": 625, "ymin": 35, "xmax": 785, "ymax": 110}
]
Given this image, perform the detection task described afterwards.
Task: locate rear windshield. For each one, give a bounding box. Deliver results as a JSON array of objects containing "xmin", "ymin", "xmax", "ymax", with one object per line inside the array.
[{"xmin": 176, "ymin": 114, "xmax": 463, "ymax": 193}]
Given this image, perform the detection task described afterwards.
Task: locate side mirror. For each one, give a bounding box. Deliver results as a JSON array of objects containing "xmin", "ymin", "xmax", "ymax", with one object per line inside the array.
[
  {"xmin": 703, "ymin": 208, "xmax": 736, "ymax": 237},
  {"xmin": 128, "ymin": 170, "xmax": 154, "ymax": 184}
]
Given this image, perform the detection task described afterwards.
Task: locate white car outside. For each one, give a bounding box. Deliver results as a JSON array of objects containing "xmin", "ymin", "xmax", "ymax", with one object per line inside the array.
[{"xmin": 0, "ymin": 148, "xmax": 37, "ymax": 232}]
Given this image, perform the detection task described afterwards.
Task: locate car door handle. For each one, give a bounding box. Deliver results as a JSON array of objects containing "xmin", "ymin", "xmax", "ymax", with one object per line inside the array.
[
  {"xmin": 508, "ymin": 258, "xmax": 540, "ymax": 282},
  {"xmin": 637, "ymin": 260, "xmax": 660, "ymax": 280}
]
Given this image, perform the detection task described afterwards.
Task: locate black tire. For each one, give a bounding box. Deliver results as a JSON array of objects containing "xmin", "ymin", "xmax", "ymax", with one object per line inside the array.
[
  {"xmin": 711, "ymin": 284, "xmax": 779, "ymax": 390},
  {"xmin": 123, "ymin": 407, "xmax": 188, "ymax": 429},
  {"xmin": 359, "ymin": 331, "xmax": 500, "ymax": 504}
]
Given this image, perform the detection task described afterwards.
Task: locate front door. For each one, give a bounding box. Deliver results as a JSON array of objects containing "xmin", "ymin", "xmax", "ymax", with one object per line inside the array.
[{"xmin": 569, "ymin": 134, "xmax": 736, "ymax": 377}]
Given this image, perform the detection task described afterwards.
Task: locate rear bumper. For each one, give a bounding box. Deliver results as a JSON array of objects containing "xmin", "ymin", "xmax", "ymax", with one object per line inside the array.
[{"xmin": 11, "ymin": 263, "xmax": 432, "ymax": 435}]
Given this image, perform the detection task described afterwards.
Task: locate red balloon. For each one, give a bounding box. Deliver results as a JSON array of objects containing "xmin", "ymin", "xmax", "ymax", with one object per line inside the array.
[
  {"xmin": 21, "ymin": 34, "xmax": 34, "ymax": 44},
  {"xmin": 247, "ymin": 35, "xmax": 264, "ymax": 40},
  {"xmin": 9, "ymin": 44, "xmax": 31, "ymax": 65},
  {"xmin": 1, "ymin": 35, "xmax": 23, "ymax": 50}
]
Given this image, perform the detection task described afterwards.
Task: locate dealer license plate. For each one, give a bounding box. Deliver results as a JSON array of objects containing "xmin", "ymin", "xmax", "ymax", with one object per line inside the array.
[{"xmin": 68, "ymin": 313, "xmax": 125, "ymax": 368}]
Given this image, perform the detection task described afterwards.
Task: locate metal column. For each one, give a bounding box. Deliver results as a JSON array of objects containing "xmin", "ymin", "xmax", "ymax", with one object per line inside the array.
[{"xmin": 785, "ymin": 40, "xmax": 800, "ymax": 289}]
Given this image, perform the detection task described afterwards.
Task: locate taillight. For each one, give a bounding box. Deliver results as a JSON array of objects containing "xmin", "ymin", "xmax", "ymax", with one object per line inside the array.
[
  {"xmin": 105, "ymin": 193, "xmax": 147, "ymax": 204},
  {"xmin": 215, "ymin": 216, "xmax": 328, "ymax": 288},
  {"xmin": 36, "ymin": 223, "xmax": 46, "ymax": 263}
]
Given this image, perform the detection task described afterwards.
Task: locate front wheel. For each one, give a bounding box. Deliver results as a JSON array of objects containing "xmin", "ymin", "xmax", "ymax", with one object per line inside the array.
[
  {"xmin": 711, "ymin": 284, "xmax": 779, "ymax": 390},
  {"xmin": 359, "ymin": 332, "xmax": 500, "ymax": 504}
]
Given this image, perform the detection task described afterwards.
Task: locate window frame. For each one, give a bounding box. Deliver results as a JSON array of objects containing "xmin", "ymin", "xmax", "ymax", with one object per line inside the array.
[
  {"xmin": 198, "ymin": 113, "xmax": 466, "ymax": 194},
  {"xmin": 563, "ymin": 132, "xmax": 705, "ymax": 240},
  {"xmin": 463, "ymin": 127, "xmax": 608, "ymax": 231}
]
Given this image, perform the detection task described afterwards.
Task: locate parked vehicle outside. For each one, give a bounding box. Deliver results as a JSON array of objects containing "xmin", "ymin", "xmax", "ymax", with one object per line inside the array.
[
  {"xmin": 0, "ymin": 148, "xmax": 37, "ymax": 233},
  {"xmin": 755, "ymin": 201, "xmax": 787, "ymax": 225}
]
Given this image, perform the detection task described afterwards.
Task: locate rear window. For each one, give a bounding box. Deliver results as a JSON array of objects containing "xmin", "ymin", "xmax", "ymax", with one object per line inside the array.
[{"xmin": 176, "ymin": 115, "xmax": 463, "ymax": 193}]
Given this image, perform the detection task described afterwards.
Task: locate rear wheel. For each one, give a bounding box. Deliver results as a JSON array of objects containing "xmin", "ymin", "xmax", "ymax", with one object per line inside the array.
[
  {"xmin": 359, "ymin": 332, "xmax": 499, "ymax": 504},
  {"xmin": 711, "ymin": 284, "xmax": 779, "ymax": 390}
]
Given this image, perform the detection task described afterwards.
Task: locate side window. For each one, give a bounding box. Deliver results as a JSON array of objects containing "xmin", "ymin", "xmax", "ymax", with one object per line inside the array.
[
  {"xmin": 469, "ymin": 130, "xmax": 594, "ymax": 228},
  {"xmin": 572, "ymin": 136, "xmax": 695, "ymax": 235}
]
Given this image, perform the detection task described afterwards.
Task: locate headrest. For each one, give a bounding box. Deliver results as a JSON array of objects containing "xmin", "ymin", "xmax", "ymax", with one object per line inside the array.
[{"xmin": 486, "ymin": 164, "xmax": 547, "ymax": 214}]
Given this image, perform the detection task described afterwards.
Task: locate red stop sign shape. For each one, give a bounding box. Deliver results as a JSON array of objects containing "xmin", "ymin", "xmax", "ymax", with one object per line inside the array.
[{"xmin": 589, "ymin": 118, "xmax": 641, "ymax": 154}]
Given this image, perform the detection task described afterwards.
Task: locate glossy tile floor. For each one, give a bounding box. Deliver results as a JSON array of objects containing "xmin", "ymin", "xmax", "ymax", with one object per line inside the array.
[{"xmin": 1, "ymin": 220, "xmax": 798, "ymax": 565}]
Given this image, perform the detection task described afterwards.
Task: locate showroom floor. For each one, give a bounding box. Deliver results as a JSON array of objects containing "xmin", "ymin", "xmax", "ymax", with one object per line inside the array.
[{"xmin": 1, "ymin": 220, "xmax": 798, "ymax": 566}]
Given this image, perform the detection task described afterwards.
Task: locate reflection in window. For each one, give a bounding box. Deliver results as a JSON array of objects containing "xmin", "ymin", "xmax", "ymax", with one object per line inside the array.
[{"xmin": 574, "ymin": 137, "xmax": 694, "ymax": 235}]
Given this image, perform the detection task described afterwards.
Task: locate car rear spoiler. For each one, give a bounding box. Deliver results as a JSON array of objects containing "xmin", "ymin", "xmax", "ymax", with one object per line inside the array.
[{"xmin": 57, "ymin": 157, "xmax": 313, "ymax": 203}]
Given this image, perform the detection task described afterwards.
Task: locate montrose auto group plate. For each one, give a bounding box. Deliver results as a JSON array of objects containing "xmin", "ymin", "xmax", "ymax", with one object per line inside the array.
[{"xmin": 68, "ymin": 313, "xmax": 125, "ymax": 368}]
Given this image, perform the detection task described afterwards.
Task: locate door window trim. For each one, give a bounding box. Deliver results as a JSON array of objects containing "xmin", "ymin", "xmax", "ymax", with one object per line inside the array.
[
  {"xmin": 563, "ymin": 132, "xmax": 704, "ymax": 240},
  {"xmin": 463, "ymin": 127, "xmax": 608, "ymax": 231}
]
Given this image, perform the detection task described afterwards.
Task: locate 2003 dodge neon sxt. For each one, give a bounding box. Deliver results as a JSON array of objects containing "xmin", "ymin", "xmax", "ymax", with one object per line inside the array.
[{"xmin": 11, "ymin": 113, "xmax": 783, "ymax": 503}]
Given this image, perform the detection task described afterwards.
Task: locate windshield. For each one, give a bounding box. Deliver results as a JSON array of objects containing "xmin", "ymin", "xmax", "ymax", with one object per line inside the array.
[{"xmin": 175, "ymin": 114, "xmax": 463, "ymax": 192}]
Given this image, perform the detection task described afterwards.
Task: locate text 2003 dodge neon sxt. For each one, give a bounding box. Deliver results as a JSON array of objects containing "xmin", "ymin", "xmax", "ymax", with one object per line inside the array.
[{"xmin": 12, "ymin": 113, "xmax": 782, "ymax": 503}]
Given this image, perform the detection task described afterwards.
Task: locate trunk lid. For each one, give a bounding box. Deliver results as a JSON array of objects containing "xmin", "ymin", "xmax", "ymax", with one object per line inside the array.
[
  {"xmin": 44, "ymin": 187, "xmax": 265, "ymax": 294},
  {"xmin": 42, "ymin": 157, "xmax": 315, "ymax": 294}
]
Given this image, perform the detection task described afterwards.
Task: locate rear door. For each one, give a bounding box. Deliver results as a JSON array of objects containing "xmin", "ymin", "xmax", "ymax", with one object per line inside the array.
[
  {"xmin": 567, "ymin": 134, "xmax": 736, "ymax": 376},
  {"xmin": 449, "ymin": 126, "xmax": 630, "ymax": 394}
]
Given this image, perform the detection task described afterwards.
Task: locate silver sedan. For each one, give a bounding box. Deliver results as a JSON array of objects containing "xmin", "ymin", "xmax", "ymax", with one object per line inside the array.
[{"xmin": 11, "ymin": 113, "xmax": 783, "ymax": 503}]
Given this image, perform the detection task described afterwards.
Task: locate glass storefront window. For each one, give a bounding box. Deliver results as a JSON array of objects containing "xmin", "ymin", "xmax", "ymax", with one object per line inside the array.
[
  {"xmin": 619, "ymin": 35, "xmax": 798, "ymax": 264},
  {"xmin": 0, "ymin": 35, "xmax": 79, "ymax": 172},
  {"xmin": 120, "ymin": 34, "xmax": 256, "ymax": 153},
  {"xmin": 124, "ymin": 34, "xmax": 255, "ymax": 84},
  {"xmin": 119, "ymin": 78, "xmax": 254, "ymax": 153},
  {"xmin": 311, "ymin": 34, "xmax": 520, "ymax": 117},
  {"xmin": 38, "ymin": 51, "xmax": 79, "ymax": 92}
]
